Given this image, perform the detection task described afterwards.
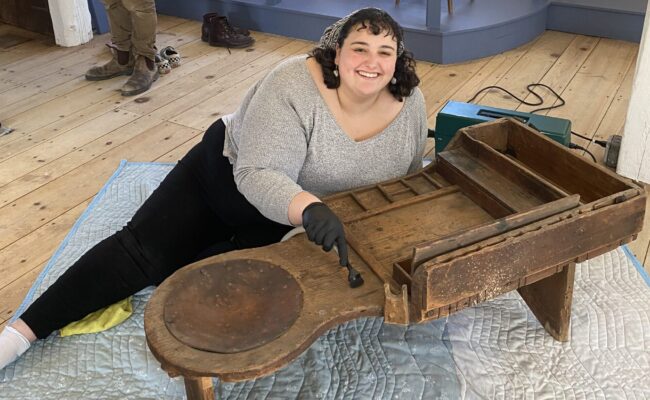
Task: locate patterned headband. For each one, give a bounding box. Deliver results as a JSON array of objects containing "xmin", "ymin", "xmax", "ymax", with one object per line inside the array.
[{"xmin": 317, "ymin": 8, "xmax": 405, "ymax": 57}]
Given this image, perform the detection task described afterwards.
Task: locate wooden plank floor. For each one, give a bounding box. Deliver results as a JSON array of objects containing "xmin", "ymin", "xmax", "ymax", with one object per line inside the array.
[{"xmin": 0, "ymin": 15, "xmax": 648, "ymax": 331}]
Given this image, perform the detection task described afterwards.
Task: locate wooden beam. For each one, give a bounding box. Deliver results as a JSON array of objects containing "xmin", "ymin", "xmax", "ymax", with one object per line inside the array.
[
  {"xmin": 48, "ymin": 0, "xmax": 93, "ymax": 46},
  {"xmin": 426, "ymin": 0, "xmax": 441, "ymax": 30},
  {"xmin": 518, "ymin": 263, "xmax": 575, "ymax": 341},
  {"xmin": 183, "ymin": 377, "xmax": 214, "ymax": 400},
  {"xmin": 619, "ymin": 1, "xmax": 650, "ymax": 184}
]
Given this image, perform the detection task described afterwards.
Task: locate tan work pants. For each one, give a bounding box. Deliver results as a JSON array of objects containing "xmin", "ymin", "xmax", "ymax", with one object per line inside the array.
[{"xmin": 102, "ymin": 0, "xmax": 157, "ymax": 60}]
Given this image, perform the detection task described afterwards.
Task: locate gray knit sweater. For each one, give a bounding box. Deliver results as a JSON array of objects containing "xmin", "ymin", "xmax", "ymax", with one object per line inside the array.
[{"xmin": 222, "ymin": 55, "xmax": 428, "ymax": 225}]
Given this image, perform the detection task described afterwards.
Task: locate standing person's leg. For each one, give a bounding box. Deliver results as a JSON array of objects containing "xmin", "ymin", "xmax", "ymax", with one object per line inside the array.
[
  {"xmin": 85, "ymin": 0, "xmax": 134, "ymax": 80},
  {"xmin": 120, "ymin": 0, "xmax": 158, "ymax": 96},
  {"xmin": 123, "ymin": 0, "xmax": 157, "ymax": 61},
  {"xmin": 104, "ymin": 0, "xmax": 136, "ymax": 54}
]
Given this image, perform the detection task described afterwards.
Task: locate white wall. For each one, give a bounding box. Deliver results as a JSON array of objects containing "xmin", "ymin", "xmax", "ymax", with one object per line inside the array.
[
  {"xmin": 48, "ymin": 0, "xmax": 93, "ymax": 47},
  {"xmin": 619, "ymin": 0, "xmax": 650, "ymax": 183}
]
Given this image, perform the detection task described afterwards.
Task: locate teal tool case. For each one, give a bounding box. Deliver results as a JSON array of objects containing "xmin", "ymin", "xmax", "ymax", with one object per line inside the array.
[{"xmin": 434, "ymin": 101, "xmax": 572, "ymax": 153}]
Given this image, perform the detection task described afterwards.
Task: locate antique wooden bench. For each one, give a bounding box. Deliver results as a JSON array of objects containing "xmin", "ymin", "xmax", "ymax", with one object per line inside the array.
[{"xmin": 144, "ymin": 118, "xmax": 646, "ymax": 400}]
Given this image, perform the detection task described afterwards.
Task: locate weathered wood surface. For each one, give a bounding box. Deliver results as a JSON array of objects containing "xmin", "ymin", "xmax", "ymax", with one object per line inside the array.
[
  {"xmin": 164, "ymin": 260, "xmax": 304, "ymax": 354},
  {"xmin": 384, "ymin": 283, "xmax": 410, "ymax": 325},
  {"xmin": 145, "ymin": 235, "xmax": 385, "ymax": 382},
  {"xmin": 145, "ymin": 119, "xmax": 645, "ymax": 389},
  {"xmin": 3, "ymin": 27, "xmax": 648, "ymax": 334},
  {"xmin": 411, "ymin": 119, "xmax": 645, "ymax": 322},
  {"xmin": 518, "ymin": 262, "xmax": 575, "ymax": 341},
  {"xmin": 463, "ymin": 119, "xmax": 632, "ymax": 203},
  {"xmin": 407, "ymin": 194, "xmax": 581, "ymax": 271},
  {"xmin": 184, "ymin": 377, "xmax": 214, "ymax": 400},
  {"xmin": 413, "ymin": 193, "xmax": 644, "ymax": 320}
]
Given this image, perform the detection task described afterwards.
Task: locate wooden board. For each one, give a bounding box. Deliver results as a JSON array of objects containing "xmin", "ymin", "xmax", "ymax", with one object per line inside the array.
[
  {"xmin": 0, "ymin": 20, "xmax": 647, "ymax": 396},
  {"xmin": 145, "ymin": 118, "xmax": 645, "ymax": 387},
  {"xmin": 473, "ymin": 31, "xmax": 575, "ymax": 110},
  {"xmin": 516, "ymin": 34, "xmax": 599, "ymax": 114},
  {"xmin": 628, "ymin": 184, "xmax": 650, "ymax": 265},
  {"xmin": 146, "ymin": 236, "xmax": 386, "ymax": 381},
  {"xmin": 0, "ymin": 122, "xmax": 200, "ymax": 249},
  {"xmin": 0, "ymin": 0, "xmax": 53, "ymax": 36},
  {"xmin": 429, "ymin": 38, "xmax": 533, "ymax": 125}
]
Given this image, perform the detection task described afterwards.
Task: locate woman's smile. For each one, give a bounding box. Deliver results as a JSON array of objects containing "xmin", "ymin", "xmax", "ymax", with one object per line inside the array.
[{"xmin": 357, "ymin": 70, "xmax": 380, "ymax": 79}]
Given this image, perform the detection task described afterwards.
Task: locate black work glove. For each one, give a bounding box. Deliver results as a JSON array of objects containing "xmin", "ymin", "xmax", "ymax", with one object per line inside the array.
[{"xmin": 302, "ymin": 202, "xmax": 348, "ymax": 267}]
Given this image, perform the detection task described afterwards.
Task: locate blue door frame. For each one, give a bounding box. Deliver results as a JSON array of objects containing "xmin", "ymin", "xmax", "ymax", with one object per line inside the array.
[{"xmin": 88, "ymin": 0, "xmax": 110, "ymax": 34}]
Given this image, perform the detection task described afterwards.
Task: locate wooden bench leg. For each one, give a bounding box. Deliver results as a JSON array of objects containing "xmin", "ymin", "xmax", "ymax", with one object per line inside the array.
[
  {"xmin": 184, "ymin": 376, "xmax": 215, "ymax": 400},
  {"xmin": 518, "ymin": 263, "xmax": 575, "ymax": 341}
]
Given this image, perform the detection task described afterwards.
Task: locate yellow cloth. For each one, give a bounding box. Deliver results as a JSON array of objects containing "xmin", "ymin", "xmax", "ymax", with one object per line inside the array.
[{"xmin": 60, "ymin": 297, "xmax": 133, "ymax": 337}]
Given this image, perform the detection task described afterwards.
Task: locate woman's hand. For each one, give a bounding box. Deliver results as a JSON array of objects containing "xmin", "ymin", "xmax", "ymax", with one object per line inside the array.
[{"xmin": 301, "ymin": 202, "xmax": 348, "ymax": 267}]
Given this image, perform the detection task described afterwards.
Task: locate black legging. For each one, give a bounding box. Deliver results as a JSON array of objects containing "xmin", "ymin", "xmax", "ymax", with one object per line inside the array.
[{"xmin": 20, "ymin": 119, "xmax": 292, "ymax": 339}]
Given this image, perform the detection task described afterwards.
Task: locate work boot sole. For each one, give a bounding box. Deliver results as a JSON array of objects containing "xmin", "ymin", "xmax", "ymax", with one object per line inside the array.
[
  {"xmin": 85, "ymin": 68, "xmax": 133, "ymax": 81},
  {"xmin": 208, "ymin": 38, "xmax": 254, "ymax": 48},
  {"xmin": 120, "ymin": 72, "xmax": 159, "ymax": 97}
]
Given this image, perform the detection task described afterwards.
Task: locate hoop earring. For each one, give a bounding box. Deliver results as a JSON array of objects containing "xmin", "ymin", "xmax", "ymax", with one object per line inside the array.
[
  {"xmin": 390, "ymin": 76, "xmax": 397, "ymax": 85},
  {"xmin": 333, "ymin": 66, "xmax": 339, "ymax": 78}
]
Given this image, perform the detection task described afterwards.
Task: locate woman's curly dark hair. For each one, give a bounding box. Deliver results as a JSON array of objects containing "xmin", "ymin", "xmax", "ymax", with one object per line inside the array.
[{"xmin": 309, "ymin": 8, "xmax": 419, "ymax": 102}]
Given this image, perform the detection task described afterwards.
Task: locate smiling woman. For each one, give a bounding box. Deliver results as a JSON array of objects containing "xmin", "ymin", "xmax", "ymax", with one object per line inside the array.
[
  {"xmin": 308, "ymin": 8, "xmax": 420, "ymax": 142},
  {"xmin": 311, "ymin": 8, "xmax": 419, "ymax": 101},
  {"xmin": 0, "ymin": 7, "xmax": 429, "ymax": 373}
]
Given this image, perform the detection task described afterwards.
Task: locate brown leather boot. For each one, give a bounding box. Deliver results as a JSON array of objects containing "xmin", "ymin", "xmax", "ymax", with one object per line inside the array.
[
  {"xmin": 208, "ymin": 16, "xmax": 254, "ymax": 48},
  {"xmin": 120, "ymin": 56, "xmax": 159, "ymax": 96},
  {"xmin": 85, "ymin": 49, "xmax": 133, "ymax": 81},
  {"xmin": 201, "ymin": 13, "xmax": 250, "ymax": 42}
]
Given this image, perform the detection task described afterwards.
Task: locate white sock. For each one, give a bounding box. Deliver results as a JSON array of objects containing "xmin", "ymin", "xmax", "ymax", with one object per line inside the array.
[{"xmin": 0, "ymin": 326, "xmax": 31, "ymax": 370}]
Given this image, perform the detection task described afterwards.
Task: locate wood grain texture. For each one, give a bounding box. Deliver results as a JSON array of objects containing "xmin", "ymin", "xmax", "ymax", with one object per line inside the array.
[
  {"xmin": 145, "ymin": 120, "xmax": 644, "ymax": 390},
  {"xmin": 0, "ymin": 17, "xmax": 647, "ymax": 391},
  {"xmin": 145, "ymin": 236, "xmax": 386, "ymax": 381}
]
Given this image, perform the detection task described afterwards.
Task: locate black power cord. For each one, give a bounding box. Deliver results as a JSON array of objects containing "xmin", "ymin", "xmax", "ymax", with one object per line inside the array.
[
  {"xmin": 467, "ymin": 83, "xmax": 565, "ymax": 114},
  {"xmin": 468, "ymin": 85, "xmax": 603, "ymax": 162},
  {"xmin": 571, "ymin": 130, "xmax": 607, "ymax": 147},
  {"xmin": 569, "ymin": 143, "xmax": 597, "ymax": 162}
]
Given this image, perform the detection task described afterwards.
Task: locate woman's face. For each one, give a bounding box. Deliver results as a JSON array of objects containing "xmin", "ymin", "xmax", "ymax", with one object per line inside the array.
[{"xmin": 335, "ymin": 24, "xmax": 398, "ymax": 98}]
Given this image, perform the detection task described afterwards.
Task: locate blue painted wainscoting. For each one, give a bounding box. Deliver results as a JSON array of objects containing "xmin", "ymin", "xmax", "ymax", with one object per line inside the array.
[{"xmin": 88, "ymin": 0, "xmax": 647, "ymax": 64}]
